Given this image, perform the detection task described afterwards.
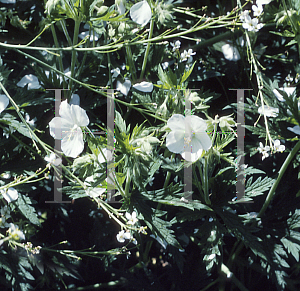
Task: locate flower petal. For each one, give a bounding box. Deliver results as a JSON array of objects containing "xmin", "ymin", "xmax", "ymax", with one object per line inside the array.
[
  {"xmin": 0, "ymin": 94, "xmax": 9, "ymax": 114},
  {"xmin": 116, "ymin": 79, "xmax": 131, "ymax": 96},
  {"xmin": 61, "ymin": 126, "xmax": 84, "ymax": 158},
  {"xmin": 70, "ymin": 104, "xmax": 89, "ymax": 127},
  {"xmin": 133, "ymin": 81, "xmax": 153, "ymax": 92},
  {"xmin": 288, "ymin": 125, "xmax": 300, "ymax": 135},
  {"xmin": 59, "ymin": 100, "xmax": 74, "ymax": 122},
  {"xmin": 17, "ymin": 74, "xmax": 41, "ymax": 89},
  {"xmin": 49, "ymin": 117, "xmax": 74, "ymax": 140},
  {"xmin": 1, "ymin": 188, "xmax": 18, "ymax": 203},
  {"xmin": 69, "ymin": 94, "xmax": 80, "ymax": 106},
  {"xmin": 221, "ymin": 43, "xmax": 241, "ymax": 61},
  {"xmin": 130, "ymin": 0, "xmax": 152, "ymax": 26},
  {"xmin": 166, "ymin": 130, "xmax": 185, "ymax": 153},
  {"xmin": 167, "ymin": 114, "xmax": 186, "ymax": 131}
]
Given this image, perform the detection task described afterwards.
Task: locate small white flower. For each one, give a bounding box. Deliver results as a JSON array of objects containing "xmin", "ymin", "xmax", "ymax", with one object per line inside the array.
[
  {"xmin": 170, "ymin": 40, "xmax": 181, "ymax": 51},
  {"xmin": 116, "ymin": 230, "xmax": 131, "ymax": 243},
  {"xmin": 130, "ymin": 0, "xmax": 152, "ymax": 26},
  {"xmin": 252, "ymin": 4, "xmax": 263, "ymax": 17},
  {"xmin": 257, "ymin": 142, "xmax": 270, "ymax": 160},
  {"xmin": 258, "ymin": 105, "xmax": 279, "ymax": 117},
  {"xmin": 49, "ymin": 100, "xmax": 89, "ymax": 158},
  {"xmin": 242, "ymin": 16, "xmax": 264, "ymax": 32},
  {"xmin": 45, "ymin": 152, "xmax": 62, "ymax": 166},
  {"xmin": 180, "ymin": 49, "xmax": 196, "ymax": 63},
  {"xmin": 240, "ymin": 10, "xmax": 250, "ymax": 22},
  {"xmin": 287, "ymin": 125, "xmax": 300, "ymax": 135},
  {"xmin": 166, "ymin": 114, "xmax": 212, "ymax": 162},
  {"xmin": 116, "ymin": 79, "xmax": 131, "ymax": 96},
  {"xmin": 8, "ymin": 223, "xmax": 25, "ymax": 241},
  {"xmin": 17, "ymin": 74, "xmax": 41, "ymax": 89},
  {"xmin": 285, "ymin": 74, "xmax": 293, "ymax": 83},
  {"xmin": 1, "ymin": 187, "xmax": 18, "ymax": 203},
  {"xmin": 126, "ymin": 211, "xmax": 138, "ymax": 225},
  {"xmin": 273, "ymin": 140, "xmax": 285, "ymax": 152},
  {"xmin": 0, "ymin": 95, "xmax": 9, "ymax": 114},
  {"xmin": 25, "ymin": 113, "xmax": 36, "ymax": 128},
  {"xmin": 133, "ymin": 81, "xmax": 153, "ymax": 92}
]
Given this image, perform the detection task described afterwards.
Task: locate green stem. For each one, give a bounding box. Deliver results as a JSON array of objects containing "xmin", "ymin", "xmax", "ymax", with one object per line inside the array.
[
  {"xmin": 125, "ymin": 44, "xmax": 137, "ymax": 81},
  {"xmin": 140, "ymin": 18, "xmax": 154, "ymax": 80},
  {"xmin": 258, "ymin": 140, "xmax": 300, "ymax": 218},
  {"xmin": 163, "ymin": 153, "xmax": 176, "ymax": 188},
  {"xmin": 68, "ymin": 19, "xmax": 81, "ymax": 99},
  {"xmin": 203, "ymin": 157, "xmax": 210, "ymax": 205},
  {"xmin": 125, "ymin": 170, "xmax": 131, "ymax": 197},
  {"xmin": 50, "ymin": 23, "xmax": 67, "ymax": 89}
]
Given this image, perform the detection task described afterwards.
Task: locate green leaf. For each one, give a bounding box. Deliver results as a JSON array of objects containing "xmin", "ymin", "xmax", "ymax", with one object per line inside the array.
[
  {"xmin": 16, "ymin": 194, "xmax": 41, "ymax": 226},
  {"xmin": 180, "ymin": 61, "xmax": 196, "ymax": 84}
]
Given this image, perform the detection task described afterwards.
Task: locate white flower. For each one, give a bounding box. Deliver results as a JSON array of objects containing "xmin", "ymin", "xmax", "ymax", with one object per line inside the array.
[
  {"xmin": 219, "ymin": 115, "xmax": 237, "ymax": 135},
  {"xmin": 273, "ymin": 87, "xmax": 296, "ymax": 102},
  {"xmin": 170, "ymin": 40, "xmax": 181, "ymax": 51},
  {"xmin": 8, "ymin": 223, "xmax": 25, "ymax": 241},
  {"xmin": 285, "ymin": 74, "xmax": 293, "ymax": 82},
  {"xmin": 17, "ymin": 74, "xmax": 41, "ymax": 89},
  {"xmin": 1, "ymin": 187, "xmax": 18, "ymax": 203},
  {"xmin": 49, "ymin": 100, "xmax": 89, "ymax": 158},
  {"xmin": 180, "ymin": 49, "xmax": 196, "ymax": 63},
  {"xmin": 116, "ymin": 230, "xmax": 131, "ymax": 243},
  {"xmin": 130, "ymin": 1, "xmax": 152, "ymax": 26},
  {"xmin": 45, "ymin": 152, "xmax": 62, "ymax": 166},
  {"xmin": 126, "ymin": 211, "xmax": 138, "ymax": 225},
  {"xmin": 221, "ymin": 43, "xmax": 241, "ymax": 61},
  {"xmin": 242, "ymin": 16, "xmax": 264, "ymax": 32},
  {"xmin": 287, "ymin": 125, "xmax": 300, "ymax": 135},
  {"xmin": 166, "ymin": 114, "xmax": 212, "ymax": 162},
  {"xmin": 256, "ymin": 0, "xmax": 273, "ymax": 5},
  {"xmin": 133, "ymin": 81, "xmax": 153, "ymax": 92},
  {"xmin": 273, "ymin": 140, "xmax": 285, "ymax": 152},
  {"xmin": 240, "ymin": 10, "xmax": 250, "ymax": 22},
  {"xmin": 258, "ymin": 105, "xmax": 279, "ymax": 117},
  {"xmin": 69, "ymin": 94, "xmax": 80, "ymax": 106},
  {"xmin": 116, "ymin": 79, "xmax": 131, "ymax": 96},
  {"xmin": 0, "ymin": 95, "xmax": 9, "ymax": 114},
  {"xmin": 252, "ymin": 4, "xmax": 263, "ymax": 17},
  {"xmin": 257, "ymin": 142, "xmax": 270, "ymax": 160}
]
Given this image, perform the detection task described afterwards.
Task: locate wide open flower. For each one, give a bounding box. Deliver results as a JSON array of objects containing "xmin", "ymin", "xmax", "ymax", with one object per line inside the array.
[
  {"xmin": 166, "ymin": 114, "xmax": 212, "ymax": 162},
  {"xmin": 49, "ymin": 100, "xmax": 89, "ymax": 158}
]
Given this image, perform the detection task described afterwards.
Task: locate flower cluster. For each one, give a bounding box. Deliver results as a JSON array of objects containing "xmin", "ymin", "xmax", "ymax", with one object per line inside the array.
[
  {"xmin": 240, "ymin": 1, "xmax": 268, "ymax": 32},
  {"xmin": 116, "ymin": 211, "xmax": 139, "ymax": 243},
  {"xmin": 257, "ymin": 140, "xmax": 285, "ymax": 161}
]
